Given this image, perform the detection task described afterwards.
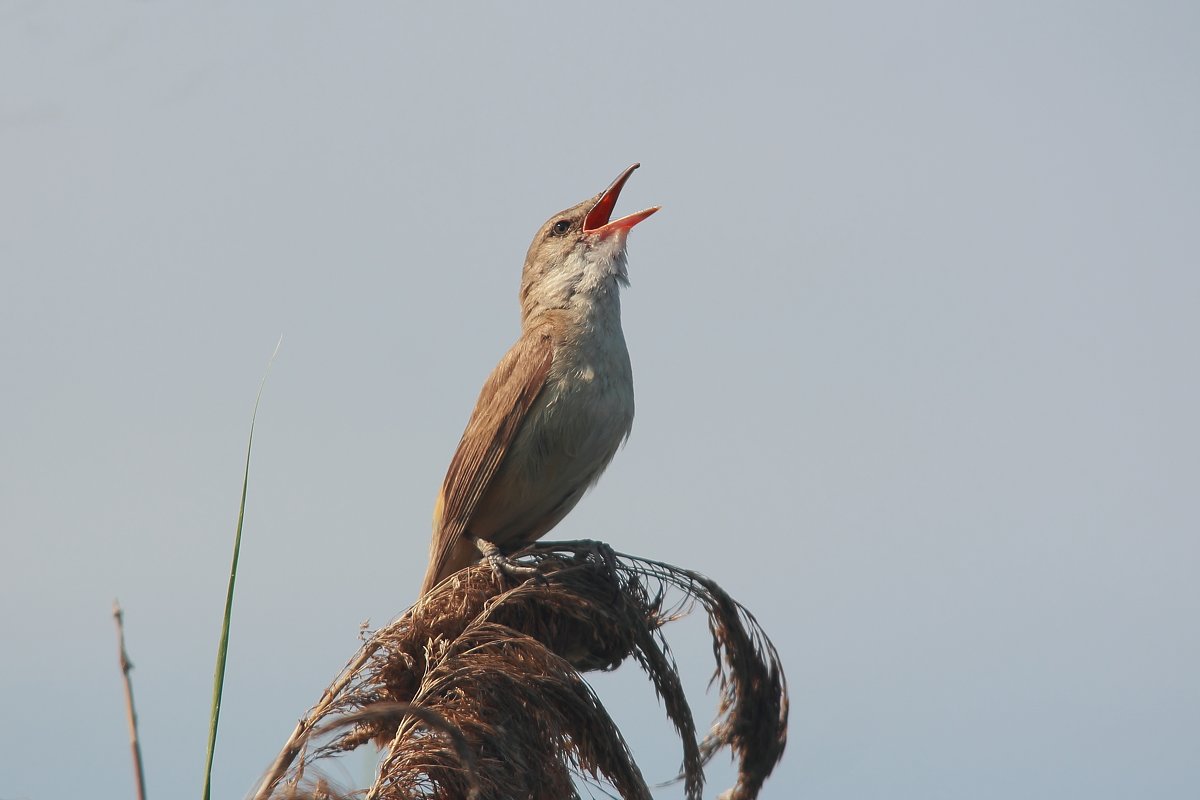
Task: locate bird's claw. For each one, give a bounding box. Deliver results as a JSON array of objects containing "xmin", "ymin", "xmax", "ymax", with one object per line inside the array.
[{"xmin": 475, "ymin": 537, "xmax": 541, "ymax": 586}]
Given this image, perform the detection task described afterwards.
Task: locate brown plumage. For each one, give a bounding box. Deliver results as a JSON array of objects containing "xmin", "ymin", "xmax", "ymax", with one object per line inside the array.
[{"xmin": 420, "ymin": 165, "xmax": 658, "ymax": 596}]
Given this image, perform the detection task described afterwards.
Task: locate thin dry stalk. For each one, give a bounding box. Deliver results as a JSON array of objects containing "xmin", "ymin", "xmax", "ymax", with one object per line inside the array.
[
  {"xmin": 112, "ymin": 599, "xmax": 148, "ymax": 800},
  {"xmin": 253, "ymin": 641, "xmax": 382, "ymax": 798},
  {"xmin": 255, "ymin": 541, "xmax": 788, "ymax": 800}
]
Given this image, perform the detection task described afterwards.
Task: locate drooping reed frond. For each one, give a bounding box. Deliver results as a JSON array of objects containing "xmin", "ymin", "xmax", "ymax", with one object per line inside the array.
[{"xmin": 253, "ymin": 541, "xmax": 788, "ymax": 800}]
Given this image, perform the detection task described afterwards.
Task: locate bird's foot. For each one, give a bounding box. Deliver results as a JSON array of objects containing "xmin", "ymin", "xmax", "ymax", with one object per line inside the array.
[{"xmin": 474, "ymin": 537, "xmax": 541, "ymax": 586}]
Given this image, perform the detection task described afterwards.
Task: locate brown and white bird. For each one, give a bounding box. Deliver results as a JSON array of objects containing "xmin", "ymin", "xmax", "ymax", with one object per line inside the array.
[{"xmin": 420, "ymin": 164, "xmax": 658, "ymax": 597}]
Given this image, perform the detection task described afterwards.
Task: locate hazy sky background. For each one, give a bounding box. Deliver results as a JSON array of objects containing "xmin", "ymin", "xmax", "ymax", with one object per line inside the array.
[{"xmin": 2, "ymin": 2, "xmax": 1198, "ymax": 798}]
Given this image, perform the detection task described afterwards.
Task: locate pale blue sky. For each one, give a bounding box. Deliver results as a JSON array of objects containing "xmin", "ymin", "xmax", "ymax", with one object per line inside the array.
[{"xmin": 2, "ymin": 3, "xmax": 1198, "ymax": 798}]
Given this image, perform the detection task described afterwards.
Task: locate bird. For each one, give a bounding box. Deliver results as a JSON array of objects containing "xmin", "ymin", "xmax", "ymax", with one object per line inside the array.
[{"xmin": 419, "ymin": 164, "xmax": 658, "ymax": 597}]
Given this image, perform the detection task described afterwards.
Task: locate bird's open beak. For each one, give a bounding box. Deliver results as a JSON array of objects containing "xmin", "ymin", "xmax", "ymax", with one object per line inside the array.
[{"xmin": 584, "ymin": 163, "xmax": 660, "ymax": 236}]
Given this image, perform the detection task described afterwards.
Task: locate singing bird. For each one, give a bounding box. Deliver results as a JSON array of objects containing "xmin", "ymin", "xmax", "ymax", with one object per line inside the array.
[{"xmin": 420, "ymin": 164, "xmax": 658, "ymax": 597}]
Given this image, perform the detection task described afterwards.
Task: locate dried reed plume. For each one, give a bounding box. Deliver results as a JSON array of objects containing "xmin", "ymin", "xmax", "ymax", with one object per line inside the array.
[{"xmin": 254, "ymin": 541, "xmax": 788, "ymax": 800}]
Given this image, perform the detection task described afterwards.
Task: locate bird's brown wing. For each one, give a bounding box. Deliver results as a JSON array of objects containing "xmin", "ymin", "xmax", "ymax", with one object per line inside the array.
[{"xmin": 420, "ymin": 329, "xmax": 554, "ymax": 595}]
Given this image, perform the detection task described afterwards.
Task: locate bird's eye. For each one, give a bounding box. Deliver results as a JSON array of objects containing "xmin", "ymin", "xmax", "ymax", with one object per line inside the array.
[{"xmin": 550, "ymin": 219, "xmax": 571, "ymax": 236}]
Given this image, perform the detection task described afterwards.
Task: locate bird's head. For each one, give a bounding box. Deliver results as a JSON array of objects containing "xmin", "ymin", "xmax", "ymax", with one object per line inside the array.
[{"xmin": 520, "ymin": 164, "xmax": 658, "ymax": 323}]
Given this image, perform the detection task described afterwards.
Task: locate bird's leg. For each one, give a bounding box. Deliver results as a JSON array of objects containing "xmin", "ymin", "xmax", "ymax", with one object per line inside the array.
[{"xmin": 473, "ymin": 536, "xmax": 541, "ymax": 585}]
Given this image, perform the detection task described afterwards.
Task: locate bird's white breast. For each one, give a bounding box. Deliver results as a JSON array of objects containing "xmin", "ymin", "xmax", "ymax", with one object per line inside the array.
[{"xmin": 524, "ymin": 281, "xmax": 634, "ymax": 483}]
